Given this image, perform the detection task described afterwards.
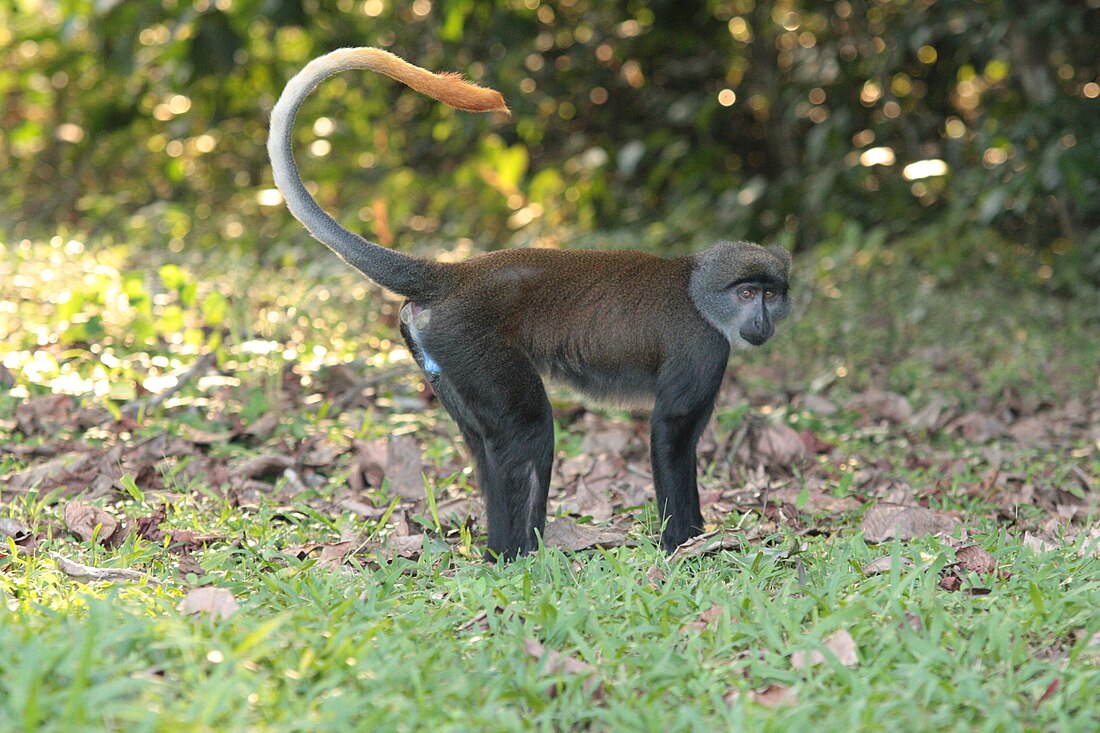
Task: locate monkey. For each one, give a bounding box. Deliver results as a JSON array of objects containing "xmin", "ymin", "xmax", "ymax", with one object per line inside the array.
[{"xmin": 268, "ymin": 47, "xmax": 791, "ymax": 560}]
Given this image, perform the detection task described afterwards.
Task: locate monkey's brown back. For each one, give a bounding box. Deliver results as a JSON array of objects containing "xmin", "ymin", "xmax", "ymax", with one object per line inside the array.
[{"xmin": 439, "ymin": 248, "xmax": 725, "ymax": 400}]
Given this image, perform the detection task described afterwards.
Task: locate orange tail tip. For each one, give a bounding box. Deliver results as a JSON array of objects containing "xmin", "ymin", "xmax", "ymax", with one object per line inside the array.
[
  {"xmin": 426, "ymin": 72, "xmax": 510, "ymax": 115},
  {"xmin": 342, "ymin": 47, "xmax": 510, "ymax": 115}
]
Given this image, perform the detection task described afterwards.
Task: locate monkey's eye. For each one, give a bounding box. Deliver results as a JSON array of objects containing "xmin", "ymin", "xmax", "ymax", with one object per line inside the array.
[
  {"xmin": 737, "ymin": 288, "xmax": 756, "ymax": 300},
  {"xmin": 763, "ymin": 288, "xmax": 780, "ymax": 302}
]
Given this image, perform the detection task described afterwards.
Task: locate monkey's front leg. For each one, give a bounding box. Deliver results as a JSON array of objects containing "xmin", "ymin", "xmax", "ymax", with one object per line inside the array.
[{"xmin": 651, "ymin": 372, "xmax": 723, "ymax": 552}]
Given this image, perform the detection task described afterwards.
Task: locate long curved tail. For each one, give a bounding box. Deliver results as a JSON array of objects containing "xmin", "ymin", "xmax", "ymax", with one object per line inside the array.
[{"xmin": 267, "ymin": 47, "xmax": 509, "ymax": 299}]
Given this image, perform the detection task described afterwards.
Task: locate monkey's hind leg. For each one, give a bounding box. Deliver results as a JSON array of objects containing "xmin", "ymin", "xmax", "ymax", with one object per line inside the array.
[{"xmin": 430, "ymin": 350, "xmax": 554, "ymax": 561}]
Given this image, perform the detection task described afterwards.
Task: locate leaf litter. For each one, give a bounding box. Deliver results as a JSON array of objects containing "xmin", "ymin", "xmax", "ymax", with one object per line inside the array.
[
  {"xmin": 52, "ymin": 553, "xmax": 161, "ymax": 586},
  {"xmin": 1, "ymin": 330, "xmax": 1097, "ymax": 584},
  {"xmin": 523, "ymin": 638, "xmax": 604, "ymax": 700},
  {"xmin": 178, "ymin": 587, "xmax": 240, "ymax": 622},
  {"xmin": 63, "ymin": 500, "xmax": 119, "ymax": 545},
  {"xmin": 4, "ymin": 238, "xmax": 1099, "ymax": 729},
  {"xmin": 861, "ymin": 503, "xmax": 960, "ymax": 544},
  {"xmin": 791, "ymin": 629, "xmax": 860, "ymax": 670}
]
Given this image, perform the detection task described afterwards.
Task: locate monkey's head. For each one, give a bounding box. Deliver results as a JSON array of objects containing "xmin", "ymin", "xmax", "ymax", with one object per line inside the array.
[{"xmin": 689, "ymin": 240, "xmax": 792, "ymax": 348}]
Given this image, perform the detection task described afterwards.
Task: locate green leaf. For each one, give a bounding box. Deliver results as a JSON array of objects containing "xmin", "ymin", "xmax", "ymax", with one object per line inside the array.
[
  {"xmin": 119, "ymin": 474, "xmax": 145, "ymax": 504},
  {"xmin": 158, "ymin": 265, "xmax": 188, "ymax": 291},
  {"xmin": 201, "ymin": 291, "xmax": 229, "ymax": 326}
]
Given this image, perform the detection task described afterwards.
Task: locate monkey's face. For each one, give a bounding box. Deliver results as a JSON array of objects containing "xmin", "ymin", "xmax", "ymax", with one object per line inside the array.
[
  {"xmin": 689, "ymin": 241, "xmax": 791, "ymax": 347},
  {"xmin": 729, "ymin": 281, "xmax": 790, "ymax": 347}
]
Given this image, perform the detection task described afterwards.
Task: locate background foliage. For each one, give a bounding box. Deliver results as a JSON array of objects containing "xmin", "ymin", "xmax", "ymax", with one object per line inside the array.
[
  {"xmin": 3, "ymin": 5, "xmax": 1099, "ymax": 728},
  {"xmin": 2, "ymin": 0, "xmax": 1099, "ymax": 289}
]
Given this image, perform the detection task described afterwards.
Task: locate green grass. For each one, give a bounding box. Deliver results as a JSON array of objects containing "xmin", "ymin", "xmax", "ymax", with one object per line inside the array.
[
  {"xmin": 2, "ymin": 535, "xmax": 1098, "ymax": 731},
  {"xmin": 2, "ymin": 227, "xmax": 1099, "ymax": 731}
]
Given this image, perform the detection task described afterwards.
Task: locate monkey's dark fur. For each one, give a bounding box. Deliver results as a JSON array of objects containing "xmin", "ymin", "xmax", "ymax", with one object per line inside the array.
[{"xmin": 269, "ymin": 48, "xmax": 792, "ymax": 560}]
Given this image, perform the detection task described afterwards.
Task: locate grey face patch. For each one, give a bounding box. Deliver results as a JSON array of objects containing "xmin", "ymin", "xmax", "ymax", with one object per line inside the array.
[
  {"xmin": 400, "ymin": 302, "xmax": 442, "ymax": 377},
  {"xmin": 688, "ymin": 241, "xmax": 791, "ymax": 344}
]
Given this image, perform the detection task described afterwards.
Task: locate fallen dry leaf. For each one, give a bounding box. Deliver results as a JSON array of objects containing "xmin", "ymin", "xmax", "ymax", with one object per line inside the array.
[
  {"xmin": 318, "ymin": 541, "xmax": 356, "ymax": 568},
  {"xmin": 738, "ymin": 417, "xmax": 807, "ymax": 469},
  {"xmin": 386, "ymin": 434, "xmax": 426, "ymax": 500},
  {"xmin": 1008, "ymin": 415, "xmax": 1051, "ymax": 446},
  {"xmin": 282, "ymin": 542, "xmax": 323, "ymax": 561},
  {"xmin": 178, "ymin": 587, "xmax": 239, "ymax": 621},
  {"xmin": 789, "ymin": 649, "xmax": 823, "ymax": 670},
  {"xmin": 178, "ymin": 423, "xmax": 239, "ymax": 445},
  {"xmin": 861, "ymin": 503, "xmax": 959, "ymax": 544},
  {"xmin": 332, "ymin": 496, "xmax": 386, "ymax": 519},
  {"xmin": 949, "ymin": 412, "xmax": 1009, "ymax": 444},
  {"xmin": 351, "ymin": 438, "xmax": 388, "ymax": 491},
  {"xmin": 242, "ymin": 412, "xmax": 280, "ymax": 440},
  {"xmin": 936, "ymin": 574, "xmax": 962, "ymax": 592},
  {"xmin": 767, "ymin": 485, "xmax": 860, "ymax": 513},
  {"xmin": 64, "ymin": 501, "xmax": 119, "ymax": 544},
  {"xmin": 105, "ymin": 520, "xmax": 132, "ymax": 549},
  {"xmin": 798, "ymin": 429, "xmax": 834, "ymax": 455},
  {"xmin": 848, "ymin": 389, "xmax": 912, "ymax": 424},
  {"xmin": 824, "ymin": 629, "xmax": 859, "ymax": 667},
  {"xmin": 953, "ymin": 545, "xmax": 998, "ymax": 575},
  {"xmin": 669, "ymin": 531, "xmax": 743, "ymax": 560},
  {"xmin": 52, "ymin": 553, "xmax": 160, "ymax": 585},
  {"xmin": 1036, "ymin": 677, "xmax": 1060, "ymax": 706},
  {"xmin": 938, "ymin": 544, "xmax": 1002, "ymax": 594},
  {"xmin": 560, "ymin": 464, "xmax": 619, "ymax": 522},
  {"xmin": 748, "ymin": 683, "xmax": 797, "ymax": 707},
  {"xmin": 319, "ymin": 362, "xmax": 362, "ymax": 397},
  {"xmin": 161, "ymin": 529, "xmax": 226, "ymax": 552},
  {"xmin": 302, "ymin": 438, "xmax": 345, "ymax": 467},
  {"xmin": 556, "ymin": 454, "xmax": 596, "ymax": 484},
  {"xmin": 861, "ymin": 555, "xmax": 916, "ymax": 575},
  {"xmin": 579, "ymin": 420, "xmax": 634, "ymax": 456},
  {"xmin": 7, "ymin": 533, "xmax": 37, "ymax": 555},
  {"xmin": 456, "ymin": 609, "xmax": 493, "ymax": 634},
  {"xmin": 791, "ymin": 629, "xmax": 859, "ymax": 669},
  {"xmin": 524, "ymin": 638, "xmax": 603, "ymax": 699},
  {"xmin": 1022, "ymin": 530, "xmax": 1060, "ymax": 554},
  {"xmin": 862, "ymin": 475, "xmax": 916, "ymax": 505},
  {"xmin": 681, "ymin": 603, "xmax": 734, "ymax": 633},
  {"xmin": 646, "ymin": 564, "xmax": 666, "ymax": 587},
  {"xmin": 133, "ymin": 505, "xmax": 168, "ymax": 542},
  {"xmin": 177, "ymin": 552, "xmax": 205, "ymax": 579},
  {"xmin": 434, "ymin": 496, "xmax": 481, "ymax": 525},
  {"xmin": 909, "ymin": 395, "xmax": 954, "ymax": 432},
  {"xmin": 6, "ymin": 451, "xmax": 98, "ymax": 494},
  {"xmin": 762, "ymin": 501, "xmax": 806, "ymax": 530},
  {"xmin": 370, "ymin": 533, "xmax": 426, "ymax": 562},
  {"xmin": 0, "ymin": 518, "xmax": 31, "ymax": 543},
  {"xmin": 7, "ymin": 434, "xmax": 202, "ymax": 498},
  {"xmin": 232, "ymin": 453, "xmax": 295, "ymax": 479},
  {"xmin": 541, "ymin": 516, "xmax": 630, "ymax": 552},
  {"xmin": 131, "ymin": 506, "xmax": 223, "ymax": 552},
  {"xmin": 15, "ymin": 394, "xmax": 73, "ymax": 436},
  {"xmin": 1077, "ymin": 527, "xmax": 1100, "ymax": 559},
  {"xmin": 798, "ymin": 394, "xmax": 838, "ymax": 416},
  {"xmin": 1082, "ymin": 630, "xmax": 1100, "ymax": 661}
]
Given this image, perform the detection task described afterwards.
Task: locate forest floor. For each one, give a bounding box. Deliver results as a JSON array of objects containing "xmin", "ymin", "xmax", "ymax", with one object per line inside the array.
[{"xmin": 1, "ymin": 230, "xmax": 1098, "ymax": 731}]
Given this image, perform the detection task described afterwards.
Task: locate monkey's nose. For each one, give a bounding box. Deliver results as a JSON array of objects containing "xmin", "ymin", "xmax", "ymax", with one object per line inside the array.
[{"xmin": 740, "ymin": 326, "xmax": 771, "ymax": 346}]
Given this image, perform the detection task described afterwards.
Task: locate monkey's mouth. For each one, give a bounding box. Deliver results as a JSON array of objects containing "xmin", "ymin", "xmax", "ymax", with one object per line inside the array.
[{"xmin": 740, "ymin": 332, "xmax": 769, "ymax": 346}]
